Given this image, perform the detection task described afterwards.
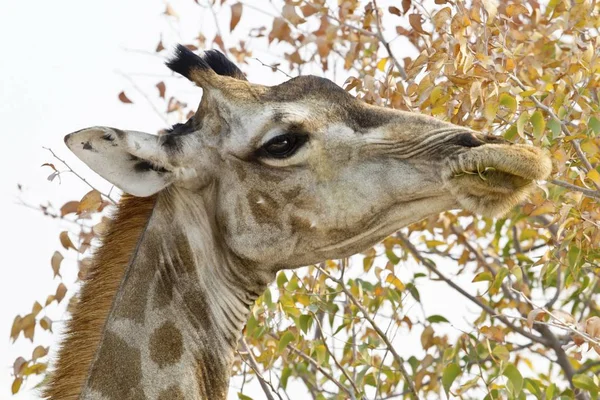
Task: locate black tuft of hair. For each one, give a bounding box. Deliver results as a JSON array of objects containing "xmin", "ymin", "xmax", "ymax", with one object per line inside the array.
[
  {"xmin": 166, "ymin": 44, "xmax": 210, "ymax": 80},
  {"xmin": 203, "ymin": 50, "xmax": 247, "ymax": 80}
]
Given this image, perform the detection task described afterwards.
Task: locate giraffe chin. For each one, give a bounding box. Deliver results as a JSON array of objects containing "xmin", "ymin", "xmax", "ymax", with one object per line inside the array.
[{"xmin": 446, "ymin": 143, "xmax": 552, "ymax": 217}]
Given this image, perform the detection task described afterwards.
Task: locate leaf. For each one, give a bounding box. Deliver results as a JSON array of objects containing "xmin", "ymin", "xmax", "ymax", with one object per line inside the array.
[
  {"xmin": 472, "ymin": 271, "xmax": 493, "ymax": 282},
  {"xmin": 31, "ymin": 301, "xmax": 42, "ymax": 317},
  {"xmin": 59, "ymin": 231, "xmax": 76, "ymax": 251},
  {"xmin": 530, "ymin": 111, "xmax": 546, "ymax": 138},
  {"xmin": 427, "ymin": 315, "xmax": 449, "ymax": 324},
  {"xmin": 385, "ymin": 273, "xmax": 405, "ymax": 290},
  {"xmin": 118, "ymin": 91, "xmax": 133, "ymax": 104},
  {"xmin": 492, "ymin": 345, "xmax": 510, "ymax": 362},
  {"xmin": 13, "ymin": 357, "xmax": 27, "ymax": 377},
  {"xmin": 527, "ymin": 309, "xmax": 546, "ymax": 329},
  {"xmin": 409, "ymin": 14, "xmax": 429, "ymax": 35},
  {"xmin": 587, "ymin": 169, "xmax": 600, "ymax": 186},
  {"xmin": 32, "ymin": 346, "xmax": 48, "ymax": 361},
  {"xmin": 77, "ymin": 189, "xmax": 102, "ymax": 215},
  {"xmin": 298, "ymin": 314, "xmax": 312, "ymax": 334},
  {"xmin": 156, "ymin": 38, "xmax": 165, "ymax": 52},
  {"xmin": 389, "ymin": 6, "xmax": 401, "ymax": 16},
  {"xmin": 300, "ymin": 4, "xmax": 318, "ymax": 17},
  {"xmin": 60, "ymin": 201, "xmax": 79, "ymax": 217},
  {"xmin": 402, "ymin": 0, "xmax": 411, "ymax": 13},
  {"xmin": 481, "ymin": 0, "xmax": 498, "ymax": 21},
  {"xmin": 503, "ymin": 364, "xmax": 523, "ymax": 395},
  {"xmin": 21, "ymin": 314, "xmax": 35, "ymax": 342},
  {"xmin": 40, "ymin": 316, "xmax": 53, "ymax": 332},
  {"xmin": 585, "ymin": 316, "xmax": 600, "ymax": 338},
  {"xmin": 12, "ymin": 377, "xmax": 23, "ymax": 395},
  {"xmin": 55, "ymin": 283, "xmax": 68, "ymax": 303},
  {"xmin": 10, "ymin": 315, "xmax": 22, "ymax": 342},
  {"xmin": 164, "ymin": 3, "xmax": 178, "ymax": 19},
  {"xmin": 552, "ymin": 310, "xmax": 576, "ymax": 325},
  {"xmin": 573, "ymin": 374, "xmax": 598, "ymax": 398},
  {"xmin": 442, "ymin": 363, "xmax": 461, "ymax": 395},
  {"xmin": 230, "ymin": 3, "xmax": 243, "ymax": 32},
  {"xmin": 237, "ymin": 393, "xmax": 254, "ymax": 400},
  {"xmin": 41, "ymin": 163, "xmax": 57, "ymax": 172},
  {"xmin": 278, "ymin": 331, "xmax": 296, "ymax": 352},
  {"xmin": 432, "ymin": 7, "xmax": 452, "ymax": 29},
  {"xmin": 506, "ymin": 4, "xmax": 529, "ymax": 17},
  {"xmin": 51, "ymin": 251, "xmax": 63, "ymax": 278},
  {"xmin": 589, "ymin": 116, "xmax": 600, "ymax": 134},
  {"xmin": 156, "ymin": 81, "xmax": 166, "ymax": 99},
  {"xmin": 499, "ymin": 93, "xmax": 517, "ymax": 113}
]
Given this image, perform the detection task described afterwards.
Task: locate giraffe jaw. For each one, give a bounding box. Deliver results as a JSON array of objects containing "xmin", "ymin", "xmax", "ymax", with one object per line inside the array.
[{"xmin": 445, "ymin": 143, "xmax": 552, "ymax": 216}]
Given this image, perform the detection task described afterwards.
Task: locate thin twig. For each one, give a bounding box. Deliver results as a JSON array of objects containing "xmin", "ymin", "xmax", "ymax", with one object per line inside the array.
[
  {"xmin": 43, "ymin": 147, "xmax": 117, "ymax": 204},
  {"xmin": 253, "ymin": 57, "xmax": 292, "ymax": 78},
  {"xmin": 372, "ymin": 0, "xmax": 409, "ymax": 80},
  {"xmin": 315, "ymin": 265, "xmax": 419, "ymax": 400},
  {"xmin": 238, "ymin": 338, "xmax": 279, "ymax": 400},
  {"xmin": 396, "ymin": 232, "xmax": 550, "ymax": 346},
  {"xmin": 550, "ymin": 179, "xmax": 600, "ymax": 199},
  {"xmin": 116, "ymin": 71, "xmax": 169, "ymax": 125}
]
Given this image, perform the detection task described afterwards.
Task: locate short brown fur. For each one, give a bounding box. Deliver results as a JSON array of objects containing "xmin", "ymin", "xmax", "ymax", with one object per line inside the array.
[{"xmin": 43, "ymin": 194, "xmax": 157, "ymax": 400}]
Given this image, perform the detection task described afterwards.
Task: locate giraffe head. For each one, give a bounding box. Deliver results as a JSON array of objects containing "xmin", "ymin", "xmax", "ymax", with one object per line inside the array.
[{"xmin": 65, "ymin": 46, "xmax": 551, "ymax": 269}]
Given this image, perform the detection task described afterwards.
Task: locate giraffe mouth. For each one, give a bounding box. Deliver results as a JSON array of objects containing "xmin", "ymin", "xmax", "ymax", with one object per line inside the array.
[{"xmin": 445, "ymin": 144, "xmax": 552, "ymax": 216}]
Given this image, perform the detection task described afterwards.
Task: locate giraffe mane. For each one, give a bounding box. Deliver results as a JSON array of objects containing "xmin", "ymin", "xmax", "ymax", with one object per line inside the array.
[{"xmin": 43, "ymin": 194, "xmax": 157, "ymax": 400}]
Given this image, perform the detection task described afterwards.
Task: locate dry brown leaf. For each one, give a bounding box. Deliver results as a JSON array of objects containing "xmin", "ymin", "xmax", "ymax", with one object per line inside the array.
[
  {"xmin": 41, "ymin": 163, "xmax": 57, "ymax": 172},
  {"xmin": 32, "ymin": 346, "xmax": 48, "ymax": 361},
  {"xmin": 51, "ymin": 251, "xmax": 63, "ymax": 278},
  {"xmin": 55, "ymin": 283, "xmax": 68, "ymax": 303},
  {"xmin": 300, "ymin": 3, "xmax": 318, "ymax": 17},
  {"xmin": 230, "ymin": 3, "xmax": 243, "ymax": 32},
  {"xmin": 156, "ymin": 81, "xmax": 166, "ymax": 99},
  {"xmin": 118, "ymin": 91, "xmax": 133, "ymax": 104},
  {"xmin": 60, "ymin": 201, "xmax": 79, "ymax": 217},
  {"xmin": 45, "ymin": 295, "xmax": 55, "ymax": 307},
  {"xmin": 77, "ymin": 189, "xmax": 102, "ymax": 215},
  {"xmin": 585, "ymin": 316, "xmax": 600, "ymax": 338},
  {"xmin": 526, "ymin": 309, "xmax": 546, "ymax": 329},
  {"xmin": 164, "ymin": 3, "xmax": 178, "ymax": 19},
  {"xmin": 13, "ymin": 357, "xmax": 27, "ymax": 377},
  {"xmin": 156, "ymin": 39, "xmax": 165, "ymax": 52},
  {"xmin": 432, "ymin": 7, "xmax": 452, "ymax": 29},
  {"xmin": 409, "ymin": 14, "xmax": 429, "ymax": 35},
  {"xmin": 282, "ymin": 4, "xmax": 305, "ymax": 25},
  {"xmin": 402, "ymin": 0, "xmax": 412, "ymax": 14},
  {"xmin": 40, "ymin": 316, "xmax": 53, "ymax": 332},
  {"xmin": 214, "ymin": 35, "xmax": 226, "ymax": 52},
  {"xmin": 59, "ymin": 231, "xmax": 76, "ymax": 251},
  {"xmin": 480, "ymin": 325, "xmax": 506, "ymax": 342},
  {"xmin": 21, "ymin": 314, "xmax": 35, "ymax": 342},
  {"xmin": 389, "ymin": 6, "xmax": 401, "ymax": 16},
  {"xmin": 10, "ymin": 316, "xmax": 22, "ymax": 342},
  {"xmin": 31, "ymin": 301, "xmax": 42, "ymax": 317}
]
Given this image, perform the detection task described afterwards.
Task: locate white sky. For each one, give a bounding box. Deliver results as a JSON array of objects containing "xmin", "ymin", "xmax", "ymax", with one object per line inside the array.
[{"xmin": 0, "ymin": 1, "xmax": 500, "ymax": 399}]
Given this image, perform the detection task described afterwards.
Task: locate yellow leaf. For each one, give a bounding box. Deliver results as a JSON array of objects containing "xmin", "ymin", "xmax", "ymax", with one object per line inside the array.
[
  {"xmin": 55, "ymin": 283, "xmax": 68, "ymax": 303},
  {"xmin": 12, "ymin": 377, "xmax": 23, "ymax": 395},
  {"xmin": 587, "ymin": 169, "xmax": 600, "ymax": 186},
  {"xmin": 51, "ymin": 251, "xmax": 63, "ymax": 278},
  {"xmin": 376, "ymin": 57, "xmax": 388, "ymax": 72},
  {"xmin": 506, "ymin": 4, "xmax": 529, "ymax": 17},
  {"xmin": 32, "ymin": 346, "xmax": 49, "ymax": 361},
  {"xmin": 385, "ymin": 274, "xmax": 405, "ymax": 291}
]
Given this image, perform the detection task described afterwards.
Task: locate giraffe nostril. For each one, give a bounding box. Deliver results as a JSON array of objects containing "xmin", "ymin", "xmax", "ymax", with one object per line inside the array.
[{"xmin": 454, "ymin": 133, "xmax": 486, "ymax": 148}]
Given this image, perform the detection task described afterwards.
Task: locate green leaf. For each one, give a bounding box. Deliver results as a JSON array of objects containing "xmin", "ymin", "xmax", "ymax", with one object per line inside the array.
[
  {"xmin": 548, "ymin": 119, "xmax": 561, "ymax": 139},
  {"xmin": 472, "ymin": 271, "xmax": 494, "ymax": 282},
  {"xmin": 238, "ymin": 393, "xmax": 254, "ymax": 400},
  {"xmin": 573, "ymin": 374, "xmax": 599, "ymax": 398},
  {"xmin": 276, "ymin": 271, "xmax": 288, "ymax": 287},
  {"xmin": 427, "ymin": 315, "xmax": 450, "ymax": 324},
  {"xmin": 530, "ymin": 111, "xmax": 546, "ymax": 139},
  {"xmin": 589, "ymin": 116, "xmax": 600, "ymax": 135},
  {"xmin": 499, "ymin": 93, "xmax": 518, "ymax": 113},
  {"xmin": 280, "ymin": 366, "xmax": 292, "ymax": 389},
  {"xmin": 298, "ymin": 314, "xmax": 312, "ymax": 334},
  {"xmin": 524, "ymin": 378, "xmax": 543, "ymax": 399},
  {"xmin": 278, "ymin": 331, "xmax": 296, "ymax": 352},
  {"xmin": 442, "ymin": 362, "xmax": 461, "ymax": 395},
  {"xmin": 492, "ymin": 345, "xmax": 509, "ymax": 362},
  {"xmin": 503, "ymin": 364, "xmax": 523, "ymax": 396}
]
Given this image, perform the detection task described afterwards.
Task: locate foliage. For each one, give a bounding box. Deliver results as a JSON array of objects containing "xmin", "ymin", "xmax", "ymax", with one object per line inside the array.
[{"xmin": 10, "ymin": 0, "xmax": 600, "ymax": 398}]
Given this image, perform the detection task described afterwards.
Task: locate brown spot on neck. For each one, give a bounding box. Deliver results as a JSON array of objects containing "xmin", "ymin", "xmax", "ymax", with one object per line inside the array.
[
  {"xmin": 149, "ymin": 321, "xmax": 184, "ymax": 368},
  {"xmin": 43, "ymin": 194, "xmax": 157, "ymax": 400}
]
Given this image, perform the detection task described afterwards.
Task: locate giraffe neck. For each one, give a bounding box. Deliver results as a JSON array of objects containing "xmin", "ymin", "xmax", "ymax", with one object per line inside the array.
[{"xmin": 54, "ymin": 187, "xmax": 273, "ymax": 400}]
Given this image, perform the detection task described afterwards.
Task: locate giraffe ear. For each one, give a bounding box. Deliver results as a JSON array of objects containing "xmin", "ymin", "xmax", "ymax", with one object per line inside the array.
[{"xmin": 64, "ymin": 127, "xmax": 175, "ymax": 197}]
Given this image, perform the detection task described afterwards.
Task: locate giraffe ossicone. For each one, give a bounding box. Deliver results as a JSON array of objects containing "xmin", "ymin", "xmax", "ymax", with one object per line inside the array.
[{"xmin": 45, "ymin": 45, "xmax": 551, "ymax": 399}]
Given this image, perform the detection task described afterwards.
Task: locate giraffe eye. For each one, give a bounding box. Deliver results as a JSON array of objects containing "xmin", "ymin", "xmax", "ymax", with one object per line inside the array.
[{"xmin": 260, "ymin": 133, "xmax": 308, "ymax": 159}]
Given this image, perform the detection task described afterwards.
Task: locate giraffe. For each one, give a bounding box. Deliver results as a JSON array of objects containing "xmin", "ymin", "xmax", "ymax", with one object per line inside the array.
[{"xmin": 44, "ymin": 46, "xmax": 551, "ymax": 400}]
